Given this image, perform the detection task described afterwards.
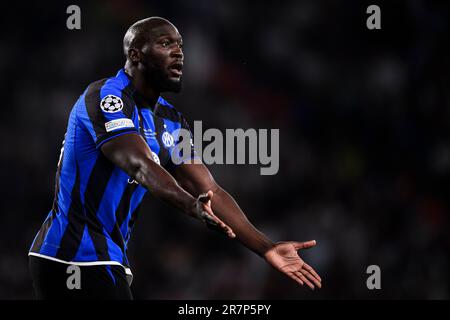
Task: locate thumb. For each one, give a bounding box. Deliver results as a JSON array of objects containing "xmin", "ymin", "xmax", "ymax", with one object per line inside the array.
[
  {"xmin": 293, "ymin": 240, "xmax": 316, "ymax": 250},
  {"xmin": 198, "ymin": 190, "xmax": 213, "ymax": 204}
]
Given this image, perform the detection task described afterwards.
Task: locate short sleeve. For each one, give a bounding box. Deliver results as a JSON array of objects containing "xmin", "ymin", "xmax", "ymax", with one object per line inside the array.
[{"xmin": 78, "ymin": 80, "xmax": 139, "ymax": 148}]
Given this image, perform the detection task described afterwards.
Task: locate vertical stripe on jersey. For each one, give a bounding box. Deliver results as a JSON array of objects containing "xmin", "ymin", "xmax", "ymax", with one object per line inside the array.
[
  {"xmin": 139, "ymin": 108, "xmax": 159, "ymax": 151},
  {"xmin": 109, "ymin": 183, "xmax": 139, "ymax": 260},
  {"xmin": 55, "ymin": 163, "xmax": 84, "ymax": 261},
  {"xmin": 120, "ymin": 186, "xmax": 147, "ymax": 237},
  {"xmin": 85, "ymin": 79, "xmax": 108, "ymax": 141},
  {"xmin": 51, "ymin": 133, "xmax": 66, "ymax": 216},
  {"xmin": 83, "ymin": 153, "xmax": 115, "ymax": 261},
  {"xmin": 152, "ymin": 109, "xmax": 169, "ymax": 164},
  {"xmin": 73, "ymin": 225, "xmax": 100, "ymax": 261},
  {"xmin": 118, "ymin": 82, "xmax": 135, "ymax": 119},
  {"xmin": 122, "ymin": 201, "xmax": 143, "ymax": 267},
  {"xmin": 30, "ymin": 212, "xmax": 53, "ymax": 253},
  {"xmin": 95, "ymin": 167, "xmax": 129, "ymax": 233},
  {"xmin": 36, "ymin": 110, "xmax": 78, "ymax": 257},
  {"xmin": 125, "ymin": 203, "xmax": 142, "ymax": 243}
]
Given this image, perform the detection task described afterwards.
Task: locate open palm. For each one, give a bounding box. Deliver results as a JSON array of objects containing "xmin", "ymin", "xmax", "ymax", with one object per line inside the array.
[{"xmin": 264, "ymin": 240, "xmax": 322, "ymax": 290}]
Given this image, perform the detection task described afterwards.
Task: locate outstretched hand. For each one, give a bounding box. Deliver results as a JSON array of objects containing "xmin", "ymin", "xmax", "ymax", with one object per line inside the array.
[
  {"xmin": 194, "ymin": 190, "xmax": 236, "ymax": 238},
  {"xmin": 264, "ymin": 240, "xmax": 322, "ymax": 290}
]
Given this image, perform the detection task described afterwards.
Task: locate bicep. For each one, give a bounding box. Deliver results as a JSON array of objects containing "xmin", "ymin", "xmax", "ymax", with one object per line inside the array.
[
  {"xmin": 172, "ymin": 163, "xmax": 218, "ymax": 197},
  {"xmin": 100, "ymin": 132, "xmax": 153, "ymax": 176}
]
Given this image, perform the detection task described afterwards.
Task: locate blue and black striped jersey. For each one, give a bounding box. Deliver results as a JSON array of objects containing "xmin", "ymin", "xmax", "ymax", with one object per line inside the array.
[{"xmin": 29, "ymin": 69, "xmax": 196, "ymax": 278}]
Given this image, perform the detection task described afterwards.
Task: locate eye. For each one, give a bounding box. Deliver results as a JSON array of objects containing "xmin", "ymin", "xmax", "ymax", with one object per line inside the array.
[{"xmin": 161, "ymin": 40, "xmax": 170, "ymax": 48}]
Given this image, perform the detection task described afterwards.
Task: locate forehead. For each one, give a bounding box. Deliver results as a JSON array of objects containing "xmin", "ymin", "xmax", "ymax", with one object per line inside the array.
[{"xmin": 150, "ymin": 23, "xmax": 182, "ymax": 40}]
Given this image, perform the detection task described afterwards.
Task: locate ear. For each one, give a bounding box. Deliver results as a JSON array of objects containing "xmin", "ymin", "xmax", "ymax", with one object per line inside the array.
[{"xmin": 128, "ymin": 48, "xmax": 141, "ymax": 64}]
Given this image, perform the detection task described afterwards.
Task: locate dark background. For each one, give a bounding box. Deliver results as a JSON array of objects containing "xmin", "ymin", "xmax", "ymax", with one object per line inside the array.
[{"xmin": 0, "ymin": 0, "xmax": 449, "ymax": 299}]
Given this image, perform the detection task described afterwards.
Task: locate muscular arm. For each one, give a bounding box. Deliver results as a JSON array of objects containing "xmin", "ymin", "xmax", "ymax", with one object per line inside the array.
[
  {"xmin": 100, "ymin": 133, "xmax": 234, "ymax": 236},
  {"xmin": 173, "ymin": 163, "xmax": 322, "ymax": 289},
  {"xmin": 102, "ymin": 133, "xmax": 195, "ymax": 213},
  {"xmin": 172, "ymin": 163, "xmax": 274, "ymax": 256}
]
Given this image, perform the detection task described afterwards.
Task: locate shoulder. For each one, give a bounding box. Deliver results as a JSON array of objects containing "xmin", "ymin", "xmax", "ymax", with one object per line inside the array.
[
  {"xmin": 83, "ymin": 73, "xmax": 135, "ymax": 113},
  {"xmin": 155, "ymin": 96, "xmax": 184, "ymax": 123},
  {"xmin": 85, "ymin": 73, "xmax": 132, "ymax": 100}
]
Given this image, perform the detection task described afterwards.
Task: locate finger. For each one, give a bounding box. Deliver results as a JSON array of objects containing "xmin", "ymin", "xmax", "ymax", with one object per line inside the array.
[
  {"xmin": 227, "ymin": 229, "xmax": 236, "ymax": 238},
  {"xmin": 295, "ymin": 271, "xmax": 315, "ymax": 290},
  {"xmin": 287, "ymin": 272, "xmax": 304, "ymax": 286},
  {"xmin": 205, "ymin": 190, "xmax": 213, "ymax": 206},
  {"xmin": 208, "ymin": 191, "xmax": 213, "ymax": 203},
  {"xmin": 203, "ymin": 210, "xmax": 221, "ymax": 227},
  {"xmin": 303, "ymin": 263, "xmax": 321, "ymax": 282},
  {"xmin": 293, "ymin": 240, "xmax": 316, "ymax": 250},
  {"xmin": 202, "ymin": 203, "xmax": 215, "ymax": 217},
  {"xmin": 299, "ymin": 268, "xmax": 321, "ymax": 288},
  {"xmin": 202, "ymin": 207, "xmax": 236, "ymax": 238},
  {"xmin": 198, "ymin": 190, "xmax": 213, "ymax": 204},
  {"xmin": 216, "ymin": 220, "xmax": 236, "ymax": 238},
  {"xmin": 208, "ymin": 223, "xmax": 236, "ymax": 238},
  {"xmin": 206, "ymin": 219, "xmax": 236, "ymax": 238},
  {"xmin": 202, "ymin": 206, "xmax": 222, "ymax": 226}
]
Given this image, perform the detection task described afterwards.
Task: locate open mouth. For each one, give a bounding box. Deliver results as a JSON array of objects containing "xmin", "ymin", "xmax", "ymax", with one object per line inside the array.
[{"xmin": 168, "ymin": 62, "xmax": 183, "ymax": 77}]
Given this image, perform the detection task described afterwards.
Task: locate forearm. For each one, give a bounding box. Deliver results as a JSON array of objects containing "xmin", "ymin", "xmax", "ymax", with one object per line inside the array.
[
  {"xmin": 128, "ymin": 156, "xmax": 196, "ymax": 215},
  {"xmin": 101, "ymin": 134, "xmax": 199, "ymax": 216},
  {"xmin": 211, "ymin": 186, "xmax": 274, "ymax": 256}
]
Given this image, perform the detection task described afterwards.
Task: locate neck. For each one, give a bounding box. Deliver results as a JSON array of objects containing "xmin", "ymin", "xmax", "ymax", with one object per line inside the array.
[{"xmin": 124, "ymin": 62, "xmax": 160, "ymax": 108}]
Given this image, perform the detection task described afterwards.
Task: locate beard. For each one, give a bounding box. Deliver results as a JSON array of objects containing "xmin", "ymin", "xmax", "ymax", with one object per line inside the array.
[
  {"xmin": 142, "ymin": 61, "xmax": 183, "ymax": 93},
  {"xmin": 162, "ymin": 75, "xmax": 183, "ymax": 93}
]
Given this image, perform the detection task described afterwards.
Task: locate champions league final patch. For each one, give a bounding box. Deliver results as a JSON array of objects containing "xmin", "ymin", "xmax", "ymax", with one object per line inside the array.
[
  {"xmin": 100, "ymin": 95, "xmax": 124, "ymax": 113},
  {"xmin": 105, "ymin": 118, "xmax": 135, "ymax": 132}
]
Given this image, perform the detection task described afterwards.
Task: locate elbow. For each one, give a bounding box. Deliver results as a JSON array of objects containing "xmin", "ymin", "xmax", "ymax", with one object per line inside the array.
[{"xmin": 127, "ymin": 154, "xmax": 153, "ymax": 184}]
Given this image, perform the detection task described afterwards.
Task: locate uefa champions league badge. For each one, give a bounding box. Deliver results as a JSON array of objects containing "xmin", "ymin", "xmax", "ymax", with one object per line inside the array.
[
  {"xmin": 100, "ymin": 95, "xmax": 124, "ymax": 113},
  {"xmin": 162, "ymin": 131, "xmax": 174, "ymax": 148}
]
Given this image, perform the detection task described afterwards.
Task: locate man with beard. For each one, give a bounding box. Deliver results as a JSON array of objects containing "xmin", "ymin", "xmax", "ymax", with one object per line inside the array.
[{"xmin": 28, "ymin": 17, "xmax": 321, "ymax": 299}]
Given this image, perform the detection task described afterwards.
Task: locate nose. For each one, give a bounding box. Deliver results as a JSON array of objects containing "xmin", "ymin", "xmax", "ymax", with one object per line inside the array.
[{"xmin": 171, "ymin": 45, "xmax": 183, "ymax": 60}]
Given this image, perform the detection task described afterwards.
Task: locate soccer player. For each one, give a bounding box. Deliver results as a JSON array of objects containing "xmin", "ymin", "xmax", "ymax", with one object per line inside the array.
[{"xmin": 28, "ymin": 17, "xmax": 322, "ymax": 299}]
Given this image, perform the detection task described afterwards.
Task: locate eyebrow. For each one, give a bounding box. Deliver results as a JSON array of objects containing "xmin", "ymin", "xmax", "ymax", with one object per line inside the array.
[{"xmin": 156, "ymin": 33, "xmax": 182, "ymax": 41}]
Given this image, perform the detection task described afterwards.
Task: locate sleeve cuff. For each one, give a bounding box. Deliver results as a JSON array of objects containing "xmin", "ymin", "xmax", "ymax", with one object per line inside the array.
[{"xmin": 95, "ymin": 128, "xmax": 140, "ymax": 149}]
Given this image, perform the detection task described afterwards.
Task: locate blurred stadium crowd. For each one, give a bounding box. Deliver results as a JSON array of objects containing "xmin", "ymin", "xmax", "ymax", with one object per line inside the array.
[{"xmin": 0, "ymin": 0, "xmax": 448, "ymax": 299}]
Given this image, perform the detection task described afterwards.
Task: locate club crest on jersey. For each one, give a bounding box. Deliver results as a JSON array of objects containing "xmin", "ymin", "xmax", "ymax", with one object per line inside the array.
[
  {"xmin": 151, "ymin": 151, "xmax": 160, "ymax": 165},
  {"xmin": 100, "ymin": 95, "xmax": 124, "ymax": 113},
  {"xmin": 162, "ymin": 131, "xmax": 174, "ymax": 148}
]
